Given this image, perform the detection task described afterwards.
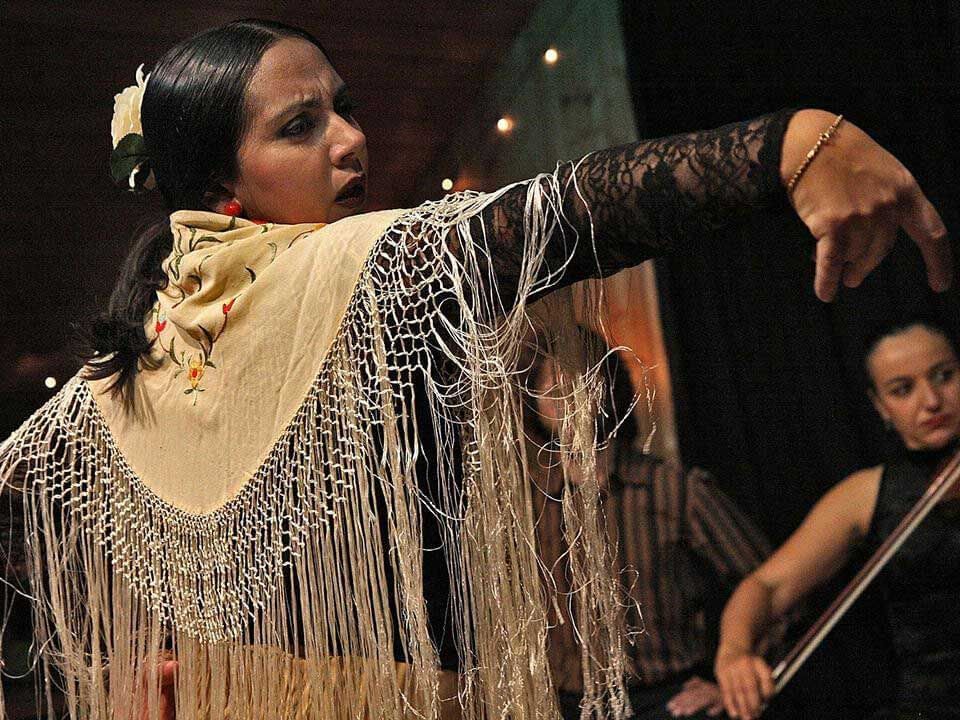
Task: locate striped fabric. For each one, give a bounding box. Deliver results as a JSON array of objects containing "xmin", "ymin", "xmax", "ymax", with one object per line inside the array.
[{"xmin": 533, "ymin": 448, "xmax": 771, "ymax": 691}]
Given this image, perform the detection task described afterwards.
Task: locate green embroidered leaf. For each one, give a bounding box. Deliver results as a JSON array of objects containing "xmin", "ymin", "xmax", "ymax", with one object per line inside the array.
[
  {"xmin": 109, "ymin": 133, "xmax": 150, "ymax": 189},
  {"xmin": 184, "ymin": 388, "xmax": 193, "ymax": 395},
  {"xmin": 168, "ymin": 336, "xmax": 180, "ymax": 366},
  {"xmin": 198, "ymin": 324, "xmax": 214, "ymax": 353},
  {"xmin": 169, "ymin": 253, "xmax": 182, "ymax": 281},
  {"xmin": 245, "ymin": 266, "xmax": 257, "ymax": 283},
  {"xmin": 226, "ymin": 216, "xmax": 237, "ymax": 231},
  {"xmin": 288, "ymin": 230, "xmax": 311, "ymax": 248},
  {"xmin": 267, "ymin": 242, "xmax": 278, "ymax": 263},
  {"xmin": 204, "ymin": 360, "xmax": 217, "ymax": 369}
]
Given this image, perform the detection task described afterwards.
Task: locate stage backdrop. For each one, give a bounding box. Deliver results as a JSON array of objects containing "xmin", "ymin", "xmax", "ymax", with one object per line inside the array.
[{"xmin": 419, "ymin": 0, "xmax": 681, "ymax": 460}]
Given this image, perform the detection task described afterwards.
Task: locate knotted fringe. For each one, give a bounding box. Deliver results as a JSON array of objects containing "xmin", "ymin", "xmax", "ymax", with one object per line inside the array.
[{"xmin": 1, "ymin": 167, "xmax": 634, "ymax": 719}]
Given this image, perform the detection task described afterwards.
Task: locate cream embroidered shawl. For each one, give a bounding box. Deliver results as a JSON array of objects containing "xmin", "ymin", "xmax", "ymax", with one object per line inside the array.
[{"xmin": 0, "ymin": 179, "xmax": 631, "ymax": 719}]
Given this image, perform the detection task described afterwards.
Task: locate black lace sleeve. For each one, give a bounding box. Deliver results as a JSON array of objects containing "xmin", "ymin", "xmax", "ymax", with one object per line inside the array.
[{"xmin": 477, "ymin": 109, "xmax": 795, "ymax": 302}]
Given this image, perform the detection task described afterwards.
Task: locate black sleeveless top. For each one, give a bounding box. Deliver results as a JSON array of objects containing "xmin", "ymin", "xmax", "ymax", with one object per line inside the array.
[{"xmin": 864, "ymin": 449, "xmax": 960, "ymax": 718}]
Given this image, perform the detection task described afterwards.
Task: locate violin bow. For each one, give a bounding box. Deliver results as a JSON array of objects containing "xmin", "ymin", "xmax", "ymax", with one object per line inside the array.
[{"xmin": 769, "ymin": 448, "xmax": 960, "ymax": 695}]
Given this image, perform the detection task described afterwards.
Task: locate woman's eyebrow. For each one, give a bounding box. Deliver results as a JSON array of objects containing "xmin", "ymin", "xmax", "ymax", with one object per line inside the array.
[
  {"xmin": 273, "ymin": 95, "xmax": 324, "ymax": 122},
  {"xmin": 881, "ymin": 375, "xmax": 911, "ymax": 388},
  {"xmin": 272, "ymin": 85, "xmax": 348, "ymax": 122}
]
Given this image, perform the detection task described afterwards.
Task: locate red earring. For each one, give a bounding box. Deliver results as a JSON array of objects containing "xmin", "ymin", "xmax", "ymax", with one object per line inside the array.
[{"xmin": 223, "ymin": 199, "xmax": 243, "ymax": 217}]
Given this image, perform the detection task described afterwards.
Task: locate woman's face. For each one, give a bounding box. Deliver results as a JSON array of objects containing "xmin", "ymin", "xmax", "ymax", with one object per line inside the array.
[
  {"xmin": 223, "ymin": 38, "xmax": 368, "ymax": 224},
  {"xmin": 868, "ymin": 325, "xmax": 960, "ymax": 450}
]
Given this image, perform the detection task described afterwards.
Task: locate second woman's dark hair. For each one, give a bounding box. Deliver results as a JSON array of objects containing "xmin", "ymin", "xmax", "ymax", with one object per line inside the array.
[
  {"xmin": 862, "ymin": 315, "xmax": 960, "ymax": 392},
  {"xmin": 84, "ymin": 19, "xmax": 330, "ymax": 399}
]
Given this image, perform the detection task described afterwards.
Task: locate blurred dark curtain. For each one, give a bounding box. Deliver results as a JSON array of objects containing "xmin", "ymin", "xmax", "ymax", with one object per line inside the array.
[{"xmin": 619, "ymin": 1, "xmax": 959, "ymax": 717}]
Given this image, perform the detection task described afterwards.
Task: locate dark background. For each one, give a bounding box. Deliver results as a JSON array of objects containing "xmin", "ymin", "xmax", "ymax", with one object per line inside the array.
[{"xmin": 621, "ymin": 1, "xmax": 959, "ymax": 716}]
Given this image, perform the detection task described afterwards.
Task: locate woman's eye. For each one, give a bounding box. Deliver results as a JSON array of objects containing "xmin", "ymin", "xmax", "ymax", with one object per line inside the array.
[
  {"xmin": 933, "ymin": 367, "xmax": 956, "ymax": 384},
  {"xmin": 889, "ymin": 384, "xmax": 911, "ymax": 397},
  {"xmin": 280, "ymin": 114, "xmax": 314, "ymax": 138}
]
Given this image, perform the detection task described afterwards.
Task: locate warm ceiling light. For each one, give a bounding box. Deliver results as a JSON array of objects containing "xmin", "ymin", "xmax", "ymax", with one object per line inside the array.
[
  {"xmin": 496, "ymin": 116, "xmax": 514, "ymax": 134},
  {"xmin": 44, "ymin": 376, "xmax": 57, "ymax": 389},
  {"xmin": 441, "ymin": 177, "xmax": 454, "ymax": 191},
  {"xmin": 543, "ymin": 47, "xmax": 559, "ymax": 65}
]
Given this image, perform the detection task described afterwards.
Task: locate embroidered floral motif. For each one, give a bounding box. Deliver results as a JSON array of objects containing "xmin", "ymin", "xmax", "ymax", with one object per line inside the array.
[
  {"xmin": 153, "ymin": 219, "xmax": 326, "ymax": 404},
  {"xmin": 153, "ymin": 300, "xmax": 232, "ymax": 403}
]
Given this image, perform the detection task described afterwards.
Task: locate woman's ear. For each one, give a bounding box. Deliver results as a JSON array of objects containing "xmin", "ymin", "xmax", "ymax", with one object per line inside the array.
[{"xmin": 868, "ymin": 388, "xmax": 891, "ymax": 426}]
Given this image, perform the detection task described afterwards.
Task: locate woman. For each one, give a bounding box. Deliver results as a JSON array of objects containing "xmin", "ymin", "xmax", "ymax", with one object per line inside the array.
[
  {"xmin": 523, "ymin": 338, "xmax": 774, "ymax": 720},
  {"xmin": 0, "ymin": 17, "xmax": 950, "ymax": 720},
  {"xmin": 714, "ymin": 321, "xmax": 960, "ymax": 719}
]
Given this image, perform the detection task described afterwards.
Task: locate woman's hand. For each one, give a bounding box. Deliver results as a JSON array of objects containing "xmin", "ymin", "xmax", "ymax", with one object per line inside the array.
[
  {"xmin": 715, "ymin": 647, "xmax": 774, "ymax": 719},
  {"xmin": 138, "ymin": 657, "xmax": 178, "ymax": 720},
  {"xmin": 666, "ymin": 675, "xmax": 725, "ymax": 717},
  {"xmin": 782, "ymin": 109, "xmax": 951, "ymax": 302}
]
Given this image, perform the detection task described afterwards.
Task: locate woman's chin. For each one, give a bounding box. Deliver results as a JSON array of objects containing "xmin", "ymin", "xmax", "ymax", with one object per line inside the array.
[
  {"xmin": 328, "ymin": 198, "xmax": 366, "ymax": 222},
  {"xmin": 911, "ymin": 427, "xmax": 960, "ymax": 451}
]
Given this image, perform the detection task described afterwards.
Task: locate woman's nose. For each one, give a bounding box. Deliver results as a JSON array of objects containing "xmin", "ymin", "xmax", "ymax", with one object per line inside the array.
[
  {"xmin": 329, "ymin": 115, "xmax": 366, "ymax": 169},
  {"xmin": 920, "ymin": 381, "xmax": 943, "ymax": 410}
]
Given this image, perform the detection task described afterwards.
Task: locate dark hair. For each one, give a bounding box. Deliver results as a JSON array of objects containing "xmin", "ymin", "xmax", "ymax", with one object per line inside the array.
[
  {"xmin": 862, "ymin": 315, "xmax": 960, "ymax": 392},
  {"xmin": 83, "ymin": 19, "xmax": 330, "ymax": 399}
]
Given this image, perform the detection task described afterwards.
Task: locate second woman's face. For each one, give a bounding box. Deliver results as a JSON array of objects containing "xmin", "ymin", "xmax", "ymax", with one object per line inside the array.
[
  {"xmin": 225, "ymin": 38, "xmax": 368, "ymax": 224},
  {"xmin": 868, "ymin": 325, "xmax": 960, "ymax": 450}
]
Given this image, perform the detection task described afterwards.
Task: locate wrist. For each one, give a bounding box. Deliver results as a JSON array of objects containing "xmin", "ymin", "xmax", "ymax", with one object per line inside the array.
[
  {"xmin": 716, "ymin": 640, "xmax": 753, "ymax": 662},
  {"xmin": 779, "ymin": 109, "xmax": 840, "ymax": 189}
]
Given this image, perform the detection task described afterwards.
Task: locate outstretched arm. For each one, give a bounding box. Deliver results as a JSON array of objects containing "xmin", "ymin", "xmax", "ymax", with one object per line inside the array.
[{"xmin": 478, "ymin": 109, "xmax": 950, "ymax": 305}]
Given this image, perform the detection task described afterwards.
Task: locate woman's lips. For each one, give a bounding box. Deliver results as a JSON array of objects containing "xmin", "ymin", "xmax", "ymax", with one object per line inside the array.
[
  {"xmin": 921, "ymin": 414, "xmax": 953, "ymax": 430},
  {"xmin": 335, "ymin": 175, "xmax": 366, "ymax": 207}
]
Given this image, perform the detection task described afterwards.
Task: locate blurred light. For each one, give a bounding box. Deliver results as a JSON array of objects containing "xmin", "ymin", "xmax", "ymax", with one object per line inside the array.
[
  {"xmin": 496, "ymin": 116, "xmax": 514, "ymax": 134},
  {"xmin": 543, "ymin": 47, "xmax": 559, "ymax": 65},
  {"xmin": 44, "ymin": 376, "xmax": 57, "ymax": 389},
  {"xmin": 441, "ymin": 177, "xmax": 454, "ymax": 192}
]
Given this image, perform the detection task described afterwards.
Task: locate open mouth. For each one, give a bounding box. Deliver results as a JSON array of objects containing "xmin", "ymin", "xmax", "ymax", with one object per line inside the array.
[{"xmin": 335, "ymin": 175, "xmax": 366, "ymax": 206}]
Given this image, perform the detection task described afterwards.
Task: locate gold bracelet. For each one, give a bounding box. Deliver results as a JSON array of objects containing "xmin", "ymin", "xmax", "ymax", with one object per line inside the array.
[{"xmin": 786, "ymin": 114, "xmax": 844, "ymax": 195}]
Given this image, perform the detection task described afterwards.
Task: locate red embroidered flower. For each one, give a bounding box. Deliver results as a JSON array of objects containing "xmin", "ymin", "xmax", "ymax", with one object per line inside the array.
[
  {"xmin": 155, "ymin": 319, "xmax": 167, "ymax": 334},
  {"xmin": 188, "ymin": 356, "xmax": 204, "ymax": 389},
  {"xmin": 222, "ymin": 298, "xmax": 236, "ymax": 315}
]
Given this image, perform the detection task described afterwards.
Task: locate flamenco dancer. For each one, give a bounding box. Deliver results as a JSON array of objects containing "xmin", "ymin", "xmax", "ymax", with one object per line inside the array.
[{"xmin": 0, "ymin": 18, "xmax": 950, "ymax": 720}]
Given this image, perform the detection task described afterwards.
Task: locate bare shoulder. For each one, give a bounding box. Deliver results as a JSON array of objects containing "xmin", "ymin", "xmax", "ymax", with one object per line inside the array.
[{"xmin": 827, "ymin": 465, "xmax": 883, "ymax": 537}]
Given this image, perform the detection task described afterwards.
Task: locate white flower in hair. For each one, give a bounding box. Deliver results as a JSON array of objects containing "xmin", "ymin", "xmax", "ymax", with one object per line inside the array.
[{"xmin": 111, "ymin": 64, "xmax": 150, "ymax": 148}]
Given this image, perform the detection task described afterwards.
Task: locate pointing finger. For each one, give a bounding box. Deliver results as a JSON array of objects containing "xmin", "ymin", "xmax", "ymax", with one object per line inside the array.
[
  {"xmin": 814, "ymin": 235, "xmax": 844, "ymax": 302},
  {"xmin": 841, "ymin": 218, "xmax": 897, "ymax": 289},
  {"xmin": 900, "ymin": 187, "xmax": 952, "ymax": 292}
]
